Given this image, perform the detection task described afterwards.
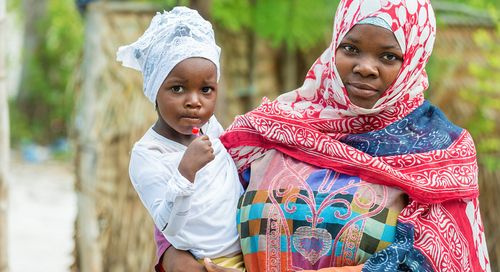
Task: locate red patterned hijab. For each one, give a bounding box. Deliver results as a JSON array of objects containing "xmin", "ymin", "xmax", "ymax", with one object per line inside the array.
[
  {"xmin": 276, "ymin": 0, "xmax": 434, "ymax": 130},
  {"xmin": 221, "ymin": 0, "xmax": 490, "ymax": 270}
]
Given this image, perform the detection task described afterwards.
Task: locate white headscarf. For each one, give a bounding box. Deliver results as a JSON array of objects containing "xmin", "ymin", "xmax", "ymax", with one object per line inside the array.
[{"xmin": 116, "ymin": 6, "xmax": 221, "ymax": 104}]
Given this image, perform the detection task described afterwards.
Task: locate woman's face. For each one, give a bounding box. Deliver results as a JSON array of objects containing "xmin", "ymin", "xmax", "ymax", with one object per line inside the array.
[
  {"xmin": 155, "ymin": 57, "xmax": 217, "ymax": 141},
  {"xmin": 335, "ymin": 24, "xmax": 403, "ymax": 109}
]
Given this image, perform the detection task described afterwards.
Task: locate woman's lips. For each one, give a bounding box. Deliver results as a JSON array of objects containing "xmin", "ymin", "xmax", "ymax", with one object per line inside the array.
[{"xmin": 347, "ymin": 82, "xmax": 379, "ymax": 97}]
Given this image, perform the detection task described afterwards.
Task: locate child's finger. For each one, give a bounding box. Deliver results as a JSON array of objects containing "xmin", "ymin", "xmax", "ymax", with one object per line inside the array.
[
  {"xmin": 199, "ymin": 136, "xmax": 212, "ymax": 146},
  {"xmin": 199, "ymin": 135, "xmax": 210, "ymax": 141}
]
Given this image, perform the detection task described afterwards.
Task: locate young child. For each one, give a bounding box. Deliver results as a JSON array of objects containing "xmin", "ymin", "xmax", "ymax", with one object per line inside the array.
[{"xmin": 116, "ymin": 6, "xmax": 244, "ymax": 270}]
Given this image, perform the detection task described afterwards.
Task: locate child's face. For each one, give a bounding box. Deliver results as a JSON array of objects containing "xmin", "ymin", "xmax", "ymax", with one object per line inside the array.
[
  {"xmin": 156, "ymin": 57, "xmax": 217, "ymax": 138},
  {"xmin": 335, "ymin": 24, "xmax": 403, "ymax": 109}
]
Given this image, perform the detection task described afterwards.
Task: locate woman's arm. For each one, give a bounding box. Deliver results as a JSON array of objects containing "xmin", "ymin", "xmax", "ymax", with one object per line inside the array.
[
  {"xmin": 161, "ymin": 246, "xmax": 205, "ymax": 272},
  {"xmin": 160, "ymin": 248, "xmax": 243, "ymax": 272},
  {"xmin": 154, "ymin": 227, "xmax": 204, "ymax": 272}
]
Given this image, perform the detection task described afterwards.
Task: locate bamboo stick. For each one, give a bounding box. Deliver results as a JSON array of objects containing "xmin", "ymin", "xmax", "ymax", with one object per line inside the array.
[{"xmin": 0, "ymin": 0, "xmax": 10, "ymax": 270}]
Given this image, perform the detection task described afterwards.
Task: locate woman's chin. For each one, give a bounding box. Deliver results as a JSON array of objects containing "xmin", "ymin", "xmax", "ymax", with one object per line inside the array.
[{"xmin": 349, "ymin": 99, "xmax": 377, "ymax": 109}]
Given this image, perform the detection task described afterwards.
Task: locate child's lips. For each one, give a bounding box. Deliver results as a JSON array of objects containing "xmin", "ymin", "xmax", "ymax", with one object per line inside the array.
[
  {"xmin": 182, "ymin": 116, "xmax": 200, "ymax": 120},
  {"xmin": 181, "ymin": 115, "xmax": 201, "ymax": 123}
]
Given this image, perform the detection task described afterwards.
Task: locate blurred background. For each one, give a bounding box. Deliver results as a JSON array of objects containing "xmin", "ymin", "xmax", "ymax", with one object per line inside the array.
[{"xmin": 0, "ymin": 0, "xmax": 499, "ymax": 271}]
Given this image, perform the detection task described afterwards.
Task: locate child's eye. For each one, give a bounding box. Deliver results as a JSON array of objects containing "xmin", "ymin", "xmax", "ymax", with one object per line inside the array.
[
  {"xmin": 201, "ymin": 87, "xmax": 214, "ymax": 94},
  {"xmin": 170, "ymin": 86, "xmax": 184, "ymax": 93}
]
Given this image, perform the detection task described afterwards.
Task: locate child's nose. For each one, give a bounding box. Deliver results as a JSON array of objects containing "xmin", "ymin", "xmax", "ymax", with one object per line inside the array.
[
  {"xmin": 353, "ymin": 58, "xmax": 379, "ymax": 77},
  {"xmin": 185, "ymin": 92, "xmax": 201, "ymax": 108}
]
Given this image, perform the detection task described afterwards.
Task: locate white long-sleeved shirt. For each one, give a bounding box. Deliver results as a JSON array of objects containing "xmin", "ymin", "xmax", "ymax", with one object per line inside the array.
[{"xmin": 129, "ymin": 116, "xmax": 243, "ymax": 259}]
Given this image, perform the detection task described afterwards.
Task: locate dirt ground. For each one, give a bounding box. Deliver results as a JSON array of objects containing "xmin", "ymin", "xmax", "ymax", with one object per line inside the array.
[{"xmin": 7, "ymin": 156, "xmax": 76, "ymax": 272}]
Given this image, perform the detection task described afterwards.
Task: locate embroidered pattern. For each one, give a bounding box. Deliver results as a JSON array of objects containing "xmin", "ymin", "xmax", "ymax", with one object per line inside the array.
[{"xmin": 237, "ymin": 152, "xmax": 402, "ymax": 271}]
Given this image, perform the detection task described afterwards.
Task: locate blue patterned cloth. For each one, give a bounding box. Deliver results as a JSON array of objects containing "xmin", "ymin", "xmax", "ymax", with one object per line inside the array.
[
  {"xmin": 362, "ymin": 222, "xmax": 433, "ymax": 272},
  {"xmin": 341, "ymin": 101, "xmax": 462, "ymax": 156}
]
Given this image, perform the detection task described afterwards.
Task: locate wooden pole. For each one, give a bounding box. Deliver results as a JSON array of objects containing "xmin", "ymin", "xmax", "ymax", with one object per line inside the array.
[
  {"xmin": 16, "ymin": 0, "xmax": 47, "ymax": 110},
  {"xmin": 74, "ymin": 4, "xmax": 104, "ymax": 272},
  {"xmin": 0, "ymin": 0, "xmax": 10, "ymax": 271},
  {"xmin": 189, "ymin": 0, "xmax": 212, "ymax": 20}
]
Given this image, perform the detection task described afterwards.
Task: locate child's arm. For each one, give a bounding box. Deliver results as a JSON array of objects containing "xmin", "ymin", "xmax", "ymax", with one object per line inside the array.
[
  {"xmin": 164, "ymin": 135, "xmax": 214, "ymax": 235},
  {"xmin": 130, "ymin": 146, "xmax": 196, "ymax": 236}
]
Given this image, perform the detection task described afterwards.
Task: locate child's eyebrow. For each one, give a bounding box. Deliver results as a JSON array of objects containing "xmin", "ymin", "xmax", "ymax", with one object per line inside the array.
[
  {"xmin": 165, "ymin": 77, "xmax": 187, "ymax": 84},
  {"xmin": 202, "ymin": 78, "xmax": 217, "ymax": 84}
]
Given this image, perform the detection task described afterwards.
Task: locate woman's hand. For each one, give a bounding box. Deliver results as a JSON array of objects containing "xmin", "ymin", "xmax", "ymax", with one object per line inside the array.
[
  {"xmin": 203, "ymin": 258, "xmax": 241, "ymax": 272},
  {"xmin": 162, "ymin": 246, "xmax": 205, "ymax": 272},
  {"xmin": 302, "ymin": 264, "xmax": 364, "ymax": 272}
]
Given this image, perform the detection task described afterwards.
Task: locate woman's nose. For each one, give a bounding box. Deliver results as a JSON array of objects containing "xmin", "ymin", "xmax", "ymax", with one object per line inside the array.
[{"xmin": 353, "ymin": 58, "xmax": 379, "ymax": 77}]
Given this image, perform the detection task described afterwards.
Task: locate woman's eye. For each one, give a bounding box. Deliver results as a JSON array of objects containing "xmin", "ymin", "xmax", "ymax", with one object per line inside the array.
[
  {"xmin": 342, "ymin": 45, "xmax": 358, "ymax": 54},
  {"xmin": 382, "ymin": 53, "xmax": 401, "ymax": 62},
  {"xmin": 170, "ymin": 86, "xmax": 183, "ymax": 93},
  {"xmin": 201, "ymin": 87, "xmax": 213, "ymax": 94}
]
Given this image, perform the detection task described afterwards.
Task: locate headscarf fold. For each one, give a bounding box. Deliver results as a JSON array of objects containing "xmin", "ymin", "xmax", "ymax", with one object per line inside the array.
[
  {"xmin": 116, "ymin": 6, "xmax": 221, "ymax": 103},
  {"xmin": 221, "ymin": 0, "xmax": 490, "ymax": 270}
]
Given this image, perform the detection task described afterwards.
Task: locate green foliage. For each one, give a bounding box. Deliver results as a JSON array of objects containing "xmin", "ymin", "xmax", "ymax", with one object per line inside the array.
[
  {"xmin": 10, "ymin": 0, "xmax": 83, "ymax": 144},
  {"xmin": 211, "ymin": 0, "xmax": 251, "ymax": 32},
  {"xmin": 129, "ymin": 0, "xmax": 189, "ymax": 6},
  {"xmin": 459, "ymin": 28, "xmax": 500, "ymax": 171},
  {"xmin": 7, "ymin": 0, "xmax": 21, "ymax": 10},
  {"xmin": 212, "ymin": 0, "xmax": 339, "ymax": 50},
  {"xmin": 441, "ymin": 0, "xmax": 500, "ymax": 10}
]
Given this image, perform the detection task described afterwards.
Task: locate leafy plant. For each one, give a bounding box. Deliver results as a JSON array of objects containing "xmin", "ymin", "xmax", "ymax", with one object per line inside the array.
[
  {"xmin": 212, "ymin": 0, "xmax": 339, "ymax": 50},
  {"xmin": 9, "ymin": 0, "xmax": 83, "ymax": 145}
]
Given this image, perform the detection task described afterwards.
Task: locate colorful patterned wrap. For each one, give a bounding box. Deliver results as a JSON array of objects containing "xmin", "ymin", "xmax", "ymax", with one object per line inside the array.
[
  {"xmin": 221, "ymin": 0, "xmax": 491, "ymax": 271},
  {"xmin": 238, "ymin": 151, "xmax": 406, "ymax": 270}
]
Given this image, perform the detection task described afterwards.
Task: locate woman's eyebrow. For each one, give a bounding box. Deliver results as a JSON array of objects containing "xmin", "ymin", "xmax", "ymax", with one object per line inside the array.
[
  {"xmin": 380, "ymin": 44, "xmax": 401, "ymax": 50},
  {"xmin": 342, "ymin": 36, "xmax": 401, "ymax": 51},
  {"xmin": 342, "ymin": 36, "xmax": 359, "ymax": 43}
]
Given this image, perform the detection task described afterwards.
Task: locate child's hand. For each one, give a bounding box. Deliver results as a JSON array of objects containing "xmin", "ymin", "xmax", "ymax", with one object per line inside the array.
[
  {"xmin": 203, "ymin": 258, "xmax": 241, "ymax": 272},
  {"xmin": 178, "ymin": 135, "xmax": 215, "ymax": 182}
]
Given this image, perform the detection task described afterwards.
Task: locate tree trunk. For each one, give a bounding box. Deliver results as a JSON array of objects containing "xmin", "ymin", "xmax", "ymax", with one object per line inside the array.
[
  {"xmin": 283, "ymin": 47, "xmax": 298, "ymax": 92},
  {"xmin": 73, "ymin": 5, "xmax": 104, "ymax": 272},
  {"xmin": 16, "ymin": 0, "xmax": 47, "ymax": 113},
  {"xmin": 0, "ymin": 0, "xmax": 10, "ymax": 271},
  {"xmin": 189, "ymin": 0, "xmax": 212, "ymax": 20}
]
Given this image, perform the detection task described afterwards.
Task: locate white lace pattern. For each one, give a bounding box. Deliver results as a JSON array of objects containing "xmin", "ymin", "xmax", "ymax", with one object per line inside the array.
[{"xmin": 116, "ymin": 6, "xmax": 221, "ymax": 103}]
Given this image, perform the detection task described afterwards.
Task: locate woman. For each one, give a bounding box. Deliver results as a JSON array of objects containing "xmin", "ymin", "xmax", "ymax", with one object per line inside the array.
[{"xmin": 159, "ymin": 0, "xmax": 491, "ymax": 271}]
